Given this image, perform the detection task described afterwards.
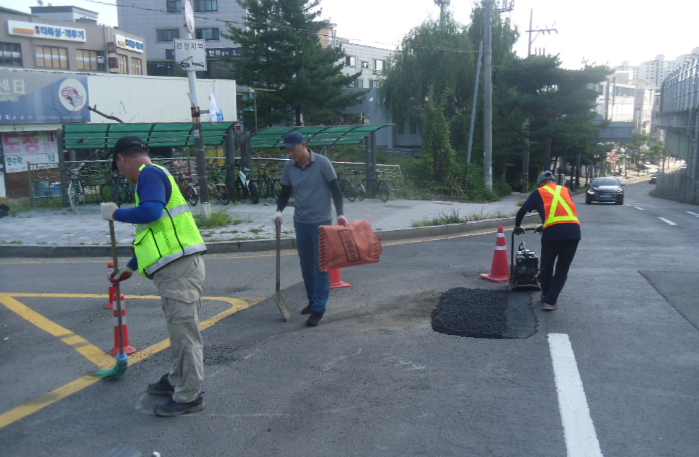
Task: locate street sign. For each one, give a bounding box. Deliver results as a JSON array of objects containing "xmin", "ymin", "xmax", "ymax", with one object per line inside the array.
[{"xmin": 173, "ymin": 39, "xmax": 207, "ymax": 71}]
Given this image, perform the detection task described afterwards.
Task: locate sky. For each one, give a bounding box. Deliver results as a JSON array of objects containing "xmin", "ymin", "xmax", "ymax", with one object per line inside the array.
[{"xmin": 5, "ymin": 0, "xmax": 698, "ymax": 70}]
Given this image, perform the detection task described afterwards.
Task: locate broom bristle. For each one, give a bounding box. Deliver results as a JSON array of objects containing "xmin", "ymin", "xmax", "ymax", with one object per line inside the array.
[{"xmin": 92, "ymin": 353, "xmax": 129, "ymax": 379}]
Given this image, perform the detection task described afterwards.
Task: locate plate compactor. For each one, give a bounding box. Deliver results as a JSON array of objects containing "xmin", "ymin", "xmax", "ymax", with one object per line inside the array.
[{"xmin": 509, "ymin": 227, "xmax": 542, "ymax": 290}]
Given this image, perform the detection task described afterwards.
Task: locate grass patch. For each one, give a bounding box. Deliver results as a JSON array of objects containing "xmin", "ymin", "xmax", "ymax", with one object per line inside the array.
[
  {"xmin": 0, "ymin": 197, "xmax": 64, "ymax": 216},
  {"xmin": 249, "ymin": 227, "xmax": 265, "ymax": 234},
  {"xmin": 194, "ymin": 211, "xmax": 233, "ymax": 228},
  {"xmin": 412, "ymin": 210, "xmax": 468, "ymax": 227}
]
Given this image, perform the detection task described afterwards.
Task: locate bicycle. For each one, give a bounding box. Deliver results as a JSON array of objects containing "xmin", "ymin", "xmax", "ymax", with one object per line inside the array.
[
  {"xmin": 352, "ymin": 169, "xmax": 366, "ymax": 201},
  {"xmin": 256, "ymin": 162, "xmax": 282, "ymax": 200},
  {"xmin": 170, "ymin": 161, "xmax": 199, "ymax": 206},
  {"xmin": 207, "ymin": 165, "xmax": 230, "ymax": 205},
  {"xmin": 100, "ymin": 170, "xmax": 133, "ymax": 207},
  {"xmin": 231, "ymin": 166, "xmax": 260, "ymax": 204},
  {"xmin": 66, "ymin": 163, "xmax": 87, "ymax": 211},
  {"xmin": 337, "ymin": 172, "xmax": 357, "ymax": 202},
  {"xmin": 363, "ymin": 171, "xmax": 390, "ymax": 202}
]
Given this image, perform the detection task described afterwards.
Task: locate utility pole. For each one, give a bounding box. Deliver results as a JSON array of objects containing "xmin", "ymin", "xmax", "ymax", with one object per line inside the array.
[
  {"xmin": 483, "ymin": 0, "xmax": 493, "ymax": 192},
  {"xmin": 181, "ymin": 0, "xmax": 211, "ymax": 220},
  {"xmin": 525, "ymin": 9, "xmax": 557, "ymax": 57},
  {"xmin": 467, "ymin": 41, "xmax": 483, "ymax": 166}
]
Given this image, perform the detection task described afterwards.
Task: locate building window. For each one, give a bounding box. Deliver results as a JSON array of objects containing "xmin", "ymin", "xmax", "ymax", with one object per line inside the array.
[
  {"xmin": 0, "ymin": 42, "xmax": 22, "ymax": 67},
  {"xmin": 345, "ymin": 56, "xmax": 356, "ymax": 67},
  {"xmin": 166, "ymin": 0, "xmax": 182, "ymax": 12},
  {"xmin": 118, "ymin": 54, "xmax": 128, "ymax": 73},
  {"xmin": 357, "ymin": 79, "xmax": 364, "ymax": 88},
  {"xmin": 409, "ymin": 118, "xmax": 417, "ymax": 134},
  {"xmin": 373, "ymin": 59, "xmax": 385, "ymax": 74},
  {"xmin": 361, "ymin": 61, "xmax": 369, "ymax": 69},
  {"xmin": 36, "ymin": 45, "xmax": 68, "ymax": 69},
  {"xmin": 194, "ymin": 0, "xmax": 218, "ymax": 12},
  {"xmin": 76, "ymin": 49, "xmax": 105, "ymax": 71},
  {"xmin": 369, "ymin": 80, "xmax": 379, "ymax": 88},
  {"xmin": 196, "ymin": 28, "xmax": 219, "ymax": 41},
  {"xmin": 131, "ymin": 57, "xmax": 143, "ymax": 75},
  {"xmin": 157, "ymin": 29, "xmax": 180, "ymax": 42}
]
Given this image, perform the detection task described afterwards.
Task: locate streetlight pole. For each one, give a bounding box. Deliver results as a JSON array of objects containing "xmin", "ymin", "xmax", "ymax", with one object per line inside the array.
[{"xmin": 483, "ymin": 0, "xmax": 493, "ymax": 192}]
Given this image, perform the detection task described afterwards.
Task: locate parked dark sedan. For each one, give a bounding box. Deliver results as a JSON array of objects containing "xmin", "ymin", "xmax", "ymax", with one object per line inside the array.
[
  {"xmin": 586, "ymin": 177, "xmax": 624, "ymax": 205},
  {"xmin": 649, "ymin": 171, "xmax": 663, "ymax": 184}
]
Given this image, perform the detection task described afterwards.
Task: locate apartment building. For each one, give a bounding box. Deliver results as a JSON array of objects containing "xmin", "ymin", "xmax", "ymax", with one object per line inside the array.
[{"xmin": 0, "ymin": 6, "xmax": 147, "ymax": 75}]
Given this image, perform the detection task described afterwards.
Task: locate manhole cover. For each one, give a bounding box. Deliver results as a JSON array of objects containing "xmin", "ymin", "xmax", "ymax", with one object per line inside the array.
[{"xmin": 431, "ymin": 287, "xmax": 536, "ymax": 339}]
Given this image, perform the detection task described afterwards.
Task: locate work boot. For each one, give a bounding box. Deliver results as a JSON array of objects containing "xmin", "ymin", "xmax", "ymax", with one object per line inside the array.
[
  {"xmin": 154, "ymin": 392, "xmax": 205, "ymax": 417},
  {"xmin": 306, "ymin": 310, "xmax": 324, "ymax": 327},
  {"xmin": 147, "ymin": 373, "xmax": 174, "ymax": 396},
  {"xmin": 301, "ymin": 300, "xmax": 313, "ymax": 314}
]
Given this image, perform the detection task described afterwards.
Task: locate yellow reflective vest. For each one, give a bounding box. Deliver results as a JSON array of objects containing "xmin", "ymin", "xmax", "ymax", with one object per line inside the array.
[
  {"xmin": 133, "ymin": 164, "xmax": 206, "ymax": 277},
  {"xmin": 538, "ymin": 183, "xmax": 580, "ymax": 229}
]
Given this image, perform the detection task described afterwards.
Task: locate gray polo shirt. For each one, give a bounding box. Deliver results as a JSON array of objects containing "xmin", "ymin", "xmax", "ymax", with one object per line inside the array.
[{"xmin": 280, "ymin": 151, "xmax": 338, "ymax": 224}]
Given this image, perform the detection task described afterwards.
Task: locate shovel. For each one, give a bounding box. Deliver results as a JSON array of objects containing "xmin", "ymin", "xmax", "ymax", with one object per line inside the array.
[{"xmin": 275, "ymin": 218, "xmax": 292, "ymax": 321}]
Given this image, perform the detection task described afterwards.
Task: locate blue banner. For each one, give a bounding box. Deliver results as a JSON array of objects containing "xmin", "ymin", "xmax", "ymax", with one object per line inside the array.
[{"xmin": 0, "ymin": 70, "xmax": 91, "ymax": 124}]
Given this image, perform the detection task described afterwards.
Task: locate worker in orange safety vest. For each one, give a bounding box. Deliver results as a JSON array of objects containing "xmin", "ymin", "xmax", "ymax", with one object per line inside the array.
[{"xmin": 514, "ymin": 171, "xmax": 581, "ymax": 311}]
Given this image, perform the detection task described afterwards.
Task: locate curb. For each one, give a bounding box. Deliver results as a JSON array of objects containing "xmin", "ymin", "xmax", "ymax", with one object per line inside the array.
[{"xmin": 0, "ymin": 214, "xmax": 537, "ymax": 258}]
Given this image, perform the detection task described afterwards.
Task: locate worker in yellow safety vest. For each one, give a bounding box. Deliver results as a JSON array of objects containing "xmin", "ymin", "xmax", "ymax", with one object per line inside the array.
[
  {"xmin": 514, "ymin": 170, "xmax": 581, "ymax": 311},
  {"xmin": 100, "ymin": 136, "xmax": 207, "ymax": 417}
]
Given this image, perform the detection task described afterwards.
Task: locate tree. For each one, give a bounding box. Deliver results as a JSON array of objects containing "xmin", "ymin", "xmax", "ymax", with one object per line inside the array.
[
  {"xmin": 421, "ymin": 87, "xmax": 457, "ymax": 186},
  {"xmin": 224, "ymin": 0, "xmax": 365, "ymax": 128},
  {"xmin": 499, "ymin": 56, "xmax": 612, "ymax": 180}
]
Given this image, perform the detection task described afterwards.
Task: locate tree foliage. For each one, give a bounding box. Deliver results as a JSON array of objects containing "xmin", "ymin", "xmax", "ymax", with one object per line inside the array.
[{"xmin": 224, "ymin": 0, "xmax": 365, "ymax": 128}]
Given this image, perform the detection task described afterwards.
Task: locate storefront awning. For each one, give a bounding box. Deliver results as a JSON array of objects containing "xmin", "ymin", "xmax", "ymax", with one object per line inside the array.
[
  {"xmin": 251, "ymin": 125, "xmax": 387, "ymax": 149},
  {"xmin": 63, "ymin": 122, "xmax": 236, "ymax": 150}
]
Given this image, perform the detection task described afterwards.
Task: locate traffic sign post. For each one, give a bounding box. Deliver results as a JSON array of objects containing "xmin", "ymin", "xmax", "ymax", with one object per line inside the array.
[{"xmin": 180, "ymin": 0, "xmax": 211, "ymax": 220}]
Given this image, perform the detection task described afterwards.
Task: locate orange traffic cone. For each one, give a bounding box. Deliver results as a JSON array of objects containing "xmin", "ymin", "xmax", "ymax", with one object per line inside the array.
[
  {"xmin": 105, "ymin": 262, "xmax": 124, "ymax": 310},
  {"xmin": 330, "ymin": 269, "xmax": 352, "ymax": 289},
  {"xmin": 108, "ymin": 303, "xmax": 137, "ymax": 355},
  {"xmin": 480, "ymin": 225, "xmax": 509, "ymax": 283}
]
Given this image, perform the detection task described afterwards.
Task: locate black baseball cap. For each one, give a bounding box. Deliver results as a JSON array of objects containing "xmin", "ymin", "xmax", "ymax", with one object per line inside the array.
[{"xmin": 112, "ymin": 136, "xmax": 147, "ymax": 170}]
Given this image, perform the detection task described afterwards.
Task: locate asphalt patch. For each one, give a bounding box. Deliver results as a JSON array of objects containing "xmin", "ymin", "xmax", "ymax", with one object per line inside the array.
[
  {"xmin": 203, "ymin": 344, "xmax": 240, "ymax": 365},
  {"xmin": 431, "ymin": 287, "xmax": 537, "ymax": 339}
]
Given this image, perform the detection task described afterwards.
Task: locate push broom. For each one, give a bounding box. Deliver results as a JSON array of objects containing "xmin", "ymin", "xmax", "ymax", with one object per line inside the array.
[{"xmin": 93, "ymin": 220, "xmax": 129, "ymax": 378}]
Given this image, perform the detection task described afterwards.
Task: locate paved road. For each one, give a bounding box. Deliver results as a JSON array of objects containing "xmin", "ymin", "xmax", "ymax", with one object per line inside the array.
[{"xmin": 3, "ymin": 177, "xmax": 696, "ymax": 457}]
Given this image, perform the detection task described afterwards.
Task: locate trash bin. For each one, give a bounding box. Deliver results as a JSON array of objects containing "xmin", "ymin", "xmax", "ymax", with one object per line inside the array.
[{"xmin": 34, "ymin": 181, "xmax": 49, "ymax": 197}]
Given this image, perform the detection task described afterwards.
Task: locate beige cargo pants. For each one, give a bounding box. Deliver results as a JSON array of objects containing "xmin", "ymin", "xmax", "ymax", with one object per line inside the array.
[{"xmin": 152, "ymin": 254, "xmax": 206, "ymax": 403}]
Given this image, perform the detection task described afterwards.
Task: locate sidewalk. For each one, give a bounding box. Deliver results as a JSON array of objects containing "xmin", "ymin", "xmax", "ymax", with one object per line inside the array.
[
  {"xmin": 0, "ymin": 193, "xmax": 527, "ymax": 257},
  {"xmin": 0, "ymin": 174, "xmax": 650, "ymax": 258}
]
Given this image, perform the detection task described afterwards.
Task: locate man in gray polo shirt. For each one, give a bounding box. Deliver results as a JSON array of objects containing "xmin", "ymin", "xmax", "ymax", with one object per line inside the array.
[{"xmin": 274, "ymin": 131, "xmax": 347, "ymax": 326}]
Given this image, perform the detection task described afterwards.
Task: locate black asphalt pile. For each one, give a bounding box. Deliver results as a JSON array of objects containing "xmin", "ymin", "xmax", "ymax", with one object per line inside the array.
[{"xmin": 431, "ymin": 287, "xmax": 537, "ymax": 339}]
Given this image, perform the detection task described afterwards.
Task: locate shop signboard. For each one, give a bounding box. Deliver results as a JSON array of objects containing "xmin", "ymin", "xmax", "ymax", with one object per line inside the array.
[
  {"xmin": 2, "ymin": 131, "xmax": 59, "ymax": 173},
  {"xmin": 7, "ymin": 20, "xmax": 86, "ymax": 42},
  {"xmin": 0, "ymin": 70, "xmax": 90, "ymax": 124}
]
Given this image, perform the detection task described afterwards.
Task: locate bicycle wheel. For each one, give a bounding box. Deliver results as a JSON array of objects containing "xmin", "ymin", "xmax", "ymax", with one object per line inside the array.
[
  {"xmin": 68, "ymin": 182, "xmax": 77, "ymax": 211},
  {"xmin": 217, "ymin": 184, "xmax": 230, "ymax": 205},
  {"xmin": 258, "ymin": 176, "xmax": 270, "ymax": 199},
  {"xmin": 272, "ymin": 179, "xmax": 283, "ymax": 203},
  {"xmin": 340, "ymin": 179, "xmax": 356, "ymax": 202},
  {"xmin": 377, "ymin": 181, "xmax": 390, "ymax": 202},
  {"xmin": 185, "ymin": 185, "xmax": 199, "ymax": 206},
  {"xmin": 101, "ymin": 182, "xmax": 124, "ymax": 206},
  {"xmin": 249, "ymin": 181, "xmax": 260, "ymax": 204},
  {"xmin": 229, "ymin": 179, "xmax": 242, "ymax": 202},
  {"xmin": 355, "ymin": 183, "xmax": 365, "ymax": 201}
]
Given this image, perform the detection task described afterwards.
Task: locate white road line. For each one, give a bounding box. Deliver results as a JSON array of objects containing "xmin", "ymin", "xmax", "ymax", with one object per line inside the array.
[
  {"xmin": 658, "ymin": 217, "xmax": 677, "ymax": 226},
  {"xmin": 687, "ymin": 211, "xmax": 699, "ymax": 217},
  {"xmin": 634, "ymin": 207, "xmax": 645, "ymax": 211},
  {"xmin": 548, "ymin": 333, "xmax": 603, "ymax": 457}
]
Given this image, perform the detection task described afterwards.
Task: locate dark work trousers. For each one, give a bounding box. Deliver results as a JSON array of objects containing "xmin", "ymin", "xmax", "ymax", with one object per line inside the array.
[{"xmin": 539, "ymin": 239, "xmax": 579, "ymax": 306}]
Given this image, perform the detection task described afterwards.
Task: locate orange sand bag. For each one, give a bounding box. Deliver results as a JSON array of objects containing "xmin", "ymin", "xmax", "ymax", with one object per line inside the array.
[{"xmin": 319, "ymin": 220, "xmax": 383, "ymax": 272}]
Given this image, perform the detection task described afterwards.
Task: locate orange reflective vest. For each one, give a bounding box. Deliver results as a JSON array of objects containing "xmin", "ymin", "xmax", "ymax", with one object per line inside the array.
[{"xmin": 538, "ymin": 183, "xmax": 580, "ymax": 229}]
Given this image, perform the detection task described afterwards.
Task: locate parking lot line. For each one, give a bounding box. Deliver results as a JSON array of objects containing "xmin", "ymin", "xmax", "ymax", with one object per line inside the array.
[{"xmin": 0, "ymin": 294, "xmax": 262, "ymax": 430}]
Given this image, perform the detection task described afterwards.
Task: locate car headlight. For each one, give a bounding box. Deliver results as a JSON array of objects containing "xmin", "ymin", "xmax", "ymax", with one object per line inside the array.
[{"xmin": 587, "ymin": 189, "xmax": 596, "ymax": 194}]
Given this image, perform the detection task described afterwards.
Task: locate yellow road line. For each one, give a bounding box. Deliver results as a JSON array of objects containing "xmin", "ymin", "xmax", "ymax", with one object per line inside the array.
[
  {"xmin": 0, "ymin": 295, "xmax": 263, "ymax": 430},
  {"xmin": 0, "ymin": 294, "xmax": 115, "ymax": 367}
]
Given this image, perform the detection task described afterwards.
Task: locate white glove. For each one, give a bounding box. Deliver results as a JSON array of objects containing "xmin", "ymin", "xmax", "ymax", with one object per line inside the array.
[
  {"xmin": 273, "ymin": 211, "xmax": 283, "ymax": 224},
  {"xmin": 337, "ymin": 215, "xmax": 348, "ymax": 227},
  {"xmin": 101, "ymin": 202, "xmax": 118, "ymax": 221},
  {"xmin": 109, "ymin": 266, "xmax": 134, "ymax": 284}
]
